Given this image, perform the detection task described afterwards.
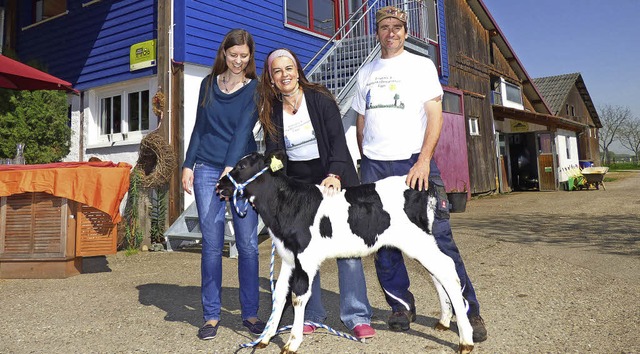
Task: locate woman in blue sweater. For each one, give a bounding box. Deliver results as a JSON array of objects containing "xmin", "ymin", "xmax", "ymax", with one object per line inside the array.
[
  {"xmin": 257, "ymin": 48, "xmax": 375, "ymax": 340},
  {"xmin": 181, "ymin": 29, "xmax": 264, "ymax": 340}
]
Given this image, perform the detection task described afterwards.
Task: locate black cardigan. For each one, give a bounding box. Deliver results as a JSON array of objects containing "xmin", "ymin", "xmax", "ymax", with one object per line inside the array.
[{"xmin": 265, "ymin": 88, "xmax": 360, "ymax": 188}]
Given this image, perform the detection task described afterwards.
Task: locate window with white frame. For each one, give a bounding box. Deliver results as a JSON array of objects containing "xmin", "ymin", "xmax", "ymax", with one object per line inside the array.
[
  {"xmin": 565, "ymin": 136, "xmax": 571, "ymax": 159},
  {"xmin": 99, "ymin": 90, "xmax": 149, "ymax": 136},
  {"xmin": 469, "ymin": 117, "xmax": 480, "ymax": 136},
  {"xmin": 91, "ymin": 81, "xmax": 155, "ymax": 145},
  {"xmin": 505, "ymin": 81, "xmax": 522, "ymax": 105}
]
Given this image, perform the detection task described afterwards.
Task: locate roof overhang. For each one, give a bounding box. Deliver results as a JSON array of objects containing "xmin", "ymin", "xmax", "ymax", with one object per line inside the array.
[
  {"xmin": 574, "ymin": 75, "xmax": 601, "ymax": 128},
  {"xmin": 492, "ymin": 105, "xmax": 588, "ymax": 132}
]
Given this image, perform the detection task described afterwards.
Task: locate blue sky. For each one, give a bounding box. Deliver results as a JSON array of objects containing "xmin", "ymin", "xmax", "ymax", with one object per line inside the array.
[{"xmin": 482, "ymin": 0, "xmax": 640, "ymax": 153}]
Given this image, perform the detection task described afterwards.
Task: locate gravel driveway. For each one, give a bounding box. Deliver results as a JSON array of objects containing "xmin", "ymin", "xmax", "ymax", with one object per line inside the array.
[{"xmin": 1, "ymin": 171, "xmax": 638, "ymax": 354}]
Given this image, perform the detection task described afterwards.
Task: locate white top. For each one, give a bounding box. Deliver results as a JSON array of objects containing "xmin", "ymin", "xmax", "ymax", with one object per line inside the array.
[
  {"xmin": 283, "ymin": 96, "xmax": 320, "ymax": 161},
  {"xmin": 352, "ymin": 51, "xmax": 443, "ymax": 160}
]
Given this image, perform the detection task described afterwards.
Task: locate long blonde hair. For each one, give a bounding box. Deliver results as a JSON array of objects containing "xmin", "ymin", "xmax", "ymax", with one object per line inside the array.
[
  {"xmin": 257, "ymin": 48, "xmax": 334, "ymax": 140},
  {"xmin": 201, "ymin": 29, "xmax": 257, "ymax": 107}
]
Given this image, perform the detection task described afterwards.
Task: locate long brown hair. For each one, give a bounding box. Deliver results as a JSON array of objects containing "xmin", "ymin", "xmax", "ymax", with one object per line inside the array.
[
  {"xmin": 257, "ymin": 48, "xmax": 335, "ymax": 140},
  {"xmin": 201, "ymin": 28, "xmax": 257, "ymax": 107}
]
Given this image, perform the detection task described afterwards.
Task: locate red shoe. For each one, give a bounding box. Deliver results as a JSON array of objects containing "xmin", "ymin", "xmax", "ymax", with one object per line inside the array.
[
  {"xmin": 353, "ymin": 323, "xmax": 376, "ymax": 339},
  {"xmin": 303, "ymin": 324, "xmax": 316, "ymax": 335}
]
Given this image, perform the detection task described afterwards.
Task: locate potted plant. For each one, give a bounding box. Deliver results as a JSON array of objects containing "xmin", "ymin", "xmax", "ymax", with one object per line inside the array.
[{"xmin": 446, "ymin": 181, "xmax": 468, "ymax": 213}]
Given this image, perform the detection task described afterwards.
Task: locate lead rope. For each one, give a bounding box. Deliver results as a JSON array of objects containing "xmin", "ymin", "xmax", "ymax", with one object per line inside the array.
[{"xmin": 239, "ymin": 241, "xmax": 362, "ymax": 349}]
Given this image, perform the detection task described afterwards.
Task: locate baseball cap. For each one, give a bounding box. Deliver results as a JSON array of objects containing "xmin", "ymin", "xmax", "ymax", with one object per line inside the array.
[{"xmin": 376, "ymin": 6, "xmax": 408, "ymax": 24}]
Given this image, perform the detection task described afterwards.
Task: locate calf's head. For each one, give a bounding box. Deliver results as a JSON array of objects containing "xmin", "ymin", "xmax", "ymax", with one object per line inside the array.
[{"xmin": 217, "ymin": 150, "xmax": 287, "ymax": 198}]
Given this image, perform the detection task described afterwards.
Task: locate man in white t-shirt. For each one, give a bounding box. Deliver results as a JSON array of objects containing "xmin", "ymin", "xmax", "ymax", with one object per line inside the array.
[{"xmin": 352, "ymin": 6, "xmax": 487, "ymax": 343}]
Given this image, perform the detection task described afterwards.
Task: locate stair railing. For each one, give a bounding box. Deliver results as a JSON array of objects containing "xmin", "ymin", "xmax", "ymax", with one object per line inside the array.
[{"xmin": 304, "ymin": 0, "xmax": 434, "ymax": 103}]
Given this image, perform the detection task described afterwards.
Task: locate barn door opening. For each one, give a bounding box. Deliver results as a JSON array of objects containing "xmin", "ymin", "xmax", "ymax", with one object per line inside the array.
[{"xmin": 508, "ymin": 133, "xmax": 539, "ymax": 191}]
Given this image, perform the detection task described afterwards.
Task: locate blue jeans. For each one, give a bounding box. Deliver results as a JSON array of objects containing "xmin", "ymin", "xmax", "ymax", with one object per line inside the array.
[
  {"xmin": 193, "ymin": 163, "xmax": 260, "ymax": 322},
  {"xmin": 360, "ymin": 154, "xmax": 480, "ymax": 317},
  {"xmin": 305, "ymin": 257, "xmax": 372, "ymax": 330}
]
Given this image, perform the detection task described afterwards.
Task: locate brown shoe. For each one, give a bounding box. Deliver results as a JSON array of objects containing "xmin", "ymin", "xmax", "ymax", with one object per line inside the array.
[{"xmin": 469, "ymin": 315, "xmax": 487, "ymax": 342}]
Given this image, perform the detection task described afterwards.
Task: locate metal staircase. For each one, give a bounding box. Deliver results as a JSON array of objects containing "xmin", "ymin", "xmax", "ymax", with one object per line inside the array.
[
  {"xmin": 305, "ymin": 0, "xmax": 436, "ymax": 107},
  {"xmin": 164, "ymin": 201, "xmax": 265, "ymax": 257},
  {"xmin": 164, "ymin": 0, "xmax": 435, "ymax": 253}
]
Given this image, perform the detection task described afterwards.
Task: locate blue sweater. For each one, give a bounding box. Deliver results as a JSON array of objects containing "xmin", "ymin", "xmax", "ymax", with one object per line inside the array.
[{"xmin": 183, "ymin": 75, "xmax": 258, "ymax": 170}]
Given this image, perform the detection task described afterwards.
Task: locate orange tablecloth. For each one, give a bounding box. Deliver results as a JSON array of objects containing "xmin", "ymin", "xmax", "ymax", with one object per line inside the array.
[{"xmin": 0, "ymin": 161, "xmax": 132, "ymax": 223}]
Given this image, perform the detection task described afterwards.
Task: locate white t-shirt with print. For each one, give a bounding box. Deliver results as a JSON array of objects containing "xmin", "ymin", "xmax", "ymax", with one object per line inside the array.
[
  {"xmin": 282, "ymin": 96, "xmax": 320, "ymax": 161},
  {"xmin": 352, "ymin": 50, "xmax": 443, "ymax": 160}
]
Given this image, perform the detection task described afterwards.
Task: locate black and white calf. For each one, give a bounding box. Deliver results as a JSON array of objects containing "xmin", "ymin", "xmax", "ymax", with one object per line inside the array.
[{"xmin": 218, "ymin": 150, "xmax": 474, "ymax": 354}]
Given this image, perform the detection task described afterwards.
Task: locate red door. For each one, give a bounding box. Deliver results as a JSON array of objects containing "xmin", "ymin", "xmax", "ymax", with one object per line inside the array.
[{"xmin": 433, "ymin": 89, "xmax": 470, "ymax": 195}]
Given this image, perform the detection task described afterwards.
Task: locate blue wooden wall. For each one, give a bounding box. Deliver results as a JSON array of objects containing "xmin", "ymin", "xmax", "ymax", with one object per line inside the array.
[
  {"xmin": 15, "ymin": 0, "xmax": 157, "ymax": 90},
  {"xmin": 10, "ymin": 0, "xmax": 448, "ymax": 90},
  {"xmin": 174, "ymin": 0, "xmax": 334, "ymax": 75},
  {"xmin": 437, "ymin": 0, "xmax": 449, "ymax": 85}
]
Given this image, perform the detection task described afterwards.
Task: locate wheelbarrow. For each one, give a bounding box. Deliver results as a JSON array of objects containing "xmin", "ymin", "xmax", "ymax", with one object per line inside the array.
[{"xmin": 580, "ymin": 166, "xmax": 609, "ymax": 190}]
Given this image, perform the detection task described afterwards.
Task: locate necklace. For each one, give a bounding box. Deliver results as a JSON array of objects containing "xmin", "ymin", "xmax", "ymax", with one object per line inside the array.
[
  {"xmin": 221, "ymin": 73, "xmax": 247, "ymax": 93},
  {"xmin": 285, "ymin": 90, "xmax": 301, "ymax": 114},
  {"xmin": 282, "ymin": 83, "xmax": 299, "ymax": 97}
]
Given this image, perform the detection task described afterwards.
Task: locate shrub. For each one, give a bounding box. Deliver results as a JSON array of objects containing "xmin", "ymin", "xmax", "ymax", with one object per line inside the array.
[{"xmin": 0, "ymin": 89, "xmax": 71, "ymax": 163}]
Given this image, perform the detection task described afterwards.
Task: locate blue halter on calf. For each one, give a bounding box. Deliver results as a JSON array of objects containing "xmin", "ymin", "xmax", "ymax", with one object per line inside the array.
[{"xmin": 225, "ymin": 165, "xmax": 268, "ymax": 216}]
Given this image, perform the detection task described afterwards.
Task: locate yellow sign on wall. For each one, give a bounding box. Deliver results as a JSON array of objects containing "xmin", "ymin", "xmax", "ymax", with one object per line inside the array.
[
  {"xmin": 510, "ymin": 120, "xmax": 529, "ymax": 133},
  {"xmin": 130, "ymin": 39, "xmax": 156, "ymax": 71}
]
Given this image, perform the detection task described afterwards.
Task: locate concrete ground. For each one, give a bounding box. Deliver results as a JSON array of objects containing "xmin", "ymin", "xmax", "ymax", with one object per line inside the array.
[{"xmin": 1, "ymin": 171, "xmax": 638, "ymax": 354}]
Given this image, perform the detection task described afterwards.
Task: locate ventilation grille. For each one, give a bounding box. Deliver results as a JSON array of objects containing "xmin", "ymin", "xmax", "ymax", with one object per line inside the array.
[{"xmin": 75, "ymin": 204, "xmax": 117, "ymax": 257}]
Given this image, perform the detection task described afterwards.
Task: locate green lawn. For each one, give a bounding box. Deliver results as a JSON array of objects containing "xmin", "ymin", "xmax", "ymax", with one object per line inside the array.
[{"xmin": 604, "ymin": 162, "xmax": 640, "ymax": 171}]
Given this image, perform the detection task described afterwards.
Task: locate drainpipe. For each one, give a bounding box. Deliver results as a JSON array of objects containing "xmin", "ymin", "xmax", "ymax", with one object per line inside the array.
[
  {"xmin": 79, "ymin": 91, "xmax": 84, "ymax": 161},
  {"xmin": 167, "ymin": 0, "xmax": 174, "ymax": 144}
]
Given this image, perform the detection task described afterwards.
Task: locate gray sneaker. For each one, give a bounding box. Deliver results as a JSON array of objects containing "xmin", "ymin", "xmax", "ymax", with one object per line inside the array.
[
  {"xmin": 469, "ymin": 315, "xmax": 487, "ymax": 342},
  {"xmin": 197, "ymin": 322, "xmax": 219, "ymax": 340}
]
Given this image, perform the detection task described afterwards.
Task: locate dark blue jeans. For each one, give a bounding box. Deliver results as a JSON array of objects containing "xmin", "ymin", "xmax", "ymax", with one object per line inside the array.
[
  {"xmin": 193, "ymin": 163, "xmax": 260, "ymax": 322},
  {"xmin": 360, "ymin": 154, "xmax": 480, "ymax": 317}
]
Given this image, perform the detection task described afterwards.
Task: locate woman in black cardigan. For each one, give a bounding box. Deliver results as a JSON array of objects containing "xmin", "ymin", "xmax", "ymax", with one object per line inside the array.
[{"xmin": 257, "ymin": 48, "xmax": 375, "ymax": 340}]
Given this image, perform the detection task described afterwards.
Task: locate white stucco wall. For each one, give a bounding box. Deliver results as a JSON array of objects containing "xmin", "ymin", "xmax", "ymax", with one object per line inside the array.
[
  {"xmin": 182, "ymin": 63, "xmax": 211, "ymax": 209},
  {"xmin": 65, "ymin": 94, "xmax": 82, "ymax": 162},
  {"xmin": 556, "ymin": 129, "xmax": 580, "ymax": 182}
]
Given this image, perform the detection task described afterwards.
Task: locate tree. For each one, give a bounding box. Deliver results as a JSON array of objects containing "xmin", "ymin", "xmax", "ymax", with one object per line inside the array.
[
  {"xmin": 0, "ymin": 89, "xmax": 71, "ymax": 164},
  {"xmin": 598, "ymin": 105, "xmax": 632, "ymax": 164},
  {"xmin": 617, "ymin": 116, "xmax": 640, "ymax": 164}
]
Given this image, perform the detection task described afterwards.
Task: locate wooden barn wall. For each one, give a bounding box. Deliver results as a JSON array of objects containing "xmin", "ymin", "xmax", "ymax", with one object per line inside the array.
[
  {"xmin": 562, "ymin": 86, "xmax": 589, "ymax": 122},
  {"xmin": 175, "ymin": 0, "xmax": 331, "ymax": 74},
  {"xmin": 444, "ymin": 0, "xmax": 497, "ymax": 194},
  {"xmin": 15, "ymin": 0, "xmax": 157, "ymax": 90},
  {"xmin": 563, "ymin": 85, "xmax": 601, "ymax": 163}
]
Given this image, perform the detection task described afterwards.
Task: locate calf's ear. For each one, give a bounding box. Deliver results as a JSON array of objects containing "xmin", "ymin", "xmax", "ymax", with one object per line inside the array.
[{"xmin": 265, "ymin": 149, "xmax": 287, "ymax": 172}]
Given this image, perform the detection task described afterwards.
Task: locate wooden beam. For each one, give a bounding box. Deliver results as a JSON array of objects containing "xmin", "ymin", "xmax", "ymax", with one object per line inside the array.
[
  {"xmin": 462, "ymin": 89, "xmax": 486, "ymax": 99},
  {"xmin": 156, "ymin": 0, "xmax": 183, "ymax": 225}
]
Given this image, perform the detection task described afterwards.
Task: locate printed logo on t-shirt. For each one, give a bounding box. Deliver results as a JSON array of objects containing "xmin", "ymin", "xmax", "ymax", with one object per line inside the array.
[
  {"xmin": 365, "ymin": 76, "xmax": 405, "ymax": 111},
  {"xmin": 284, "ymin": 120, "xmax": 316, "ymax": 149}
]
